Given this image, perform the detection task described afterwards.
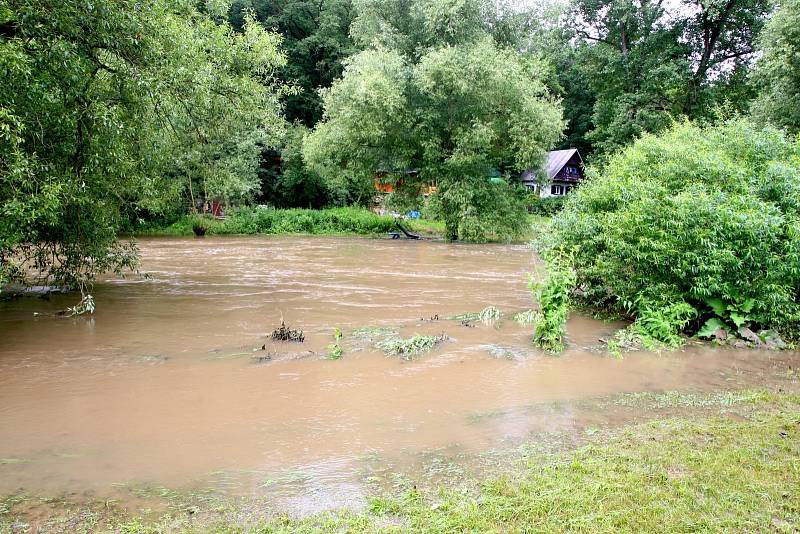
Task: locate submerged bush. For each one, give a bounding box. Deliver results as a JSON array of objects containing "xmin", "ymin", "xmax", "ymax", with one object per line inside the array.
[
  {"xmin": 530, "ymin": 260, "xmax": 576, "ymax": 353},
  {"xmin": 538, "ymin": 119, "xmax": 800, "ymax": 347},
  {"xmin": 376, "ymin": 334, "xmax": 447, "ymax": 360}
]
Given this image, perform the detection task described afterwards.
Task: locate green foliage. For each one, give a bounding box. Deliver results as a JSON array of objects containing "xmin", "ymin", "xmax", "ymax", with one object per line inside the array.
[
  {"xmin": 147, "ymin": 207, "xmax": 397, "ymax": 236},
  {"xmin": 0, "ymin": 0, "xmax": 286, "ymax": 291},
  {"xmin": 376, "ymin": 334, "xmax": 447, "ymax": 360},
  {"xmin": 560, "ymin": 0, "xmax": 770, "ymax": 155},
  {"xmin": 530, "ymin": 261, "xmax": 576, "ymax": 353},
  {"xmin": 326, "ymin": 328, "xmax": 344, "ymax": 359},
  {"xmin": 698, "ymin": 296, "xmax": 757, "ymax": 337},
  {"xmin": 229, "ymin": 0, "xmax": 357, "ymax": 126},
  {"xmin": 541, "ymin": 119, "xmax": 800, "ymax": 344},
  {"xmin": 261, "ymin": 124, "xmax": 335, "ymax": 208},
  {"xmin": 751, "ymin": 0, "xmax": 800, "ymax": 134},
  {"xmin": 304, "ymin": 2, "xmax": 564, "ymax": 242},
  {"xmin": 525, "ymin": 195, "xmax": 565, "ymax": 217}
]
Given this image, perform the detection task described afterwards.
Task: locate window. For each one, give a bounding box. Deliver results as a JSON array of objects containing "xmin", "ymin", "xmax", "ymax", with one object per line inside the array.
[
  {"xmin": 527, "ymin": 183, "xmax": 539, "ymax": 192},
  {"xmin": 551, "ymin": 184, "xmax": 565, "ymax": 195}
]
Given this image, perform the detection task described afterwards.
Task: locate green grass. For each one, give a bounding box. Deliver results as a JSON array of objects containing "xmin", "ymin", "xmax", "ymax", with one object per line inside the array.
[
  {"xmin": 3, "ymin": 391, "xmax": 798, "ymax": 533},
  {"xmin": 136, "ymin": 207, "xmax": 399, "ymax": 237}
]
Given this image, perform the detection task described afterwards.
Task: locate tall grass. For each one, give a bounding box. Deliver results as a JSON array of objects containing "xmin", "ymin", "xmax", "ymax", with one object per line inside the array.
[{"xmin": 137, "ymin": 207, "xmax": 397, "ymax": 237}]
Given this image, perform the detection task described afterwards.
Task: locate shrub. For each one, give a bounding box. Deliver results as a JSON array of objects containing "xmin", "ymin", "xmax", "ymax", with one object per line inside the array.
[
  {"xmin": 525, "ymin": 195, "xmax": 566, "ymax": 216},
  {"xmin": 538, "ymin": 119, "xmax": 800, "ymax": 346},
  {"xmin": 530, "ymin": 260, "xmax": 576, "ymax": 353},
  {"xmin": 144, "ymin": 207, "xmax": 397, "ymax": 236}
]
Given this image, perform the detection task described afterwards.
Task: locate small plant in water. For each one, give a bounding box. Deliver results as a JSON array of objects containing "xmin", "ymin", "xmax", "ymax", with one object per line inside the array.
[
  {"xmin": 478, "ymin": 306, "xmax": 501, "ymax": 321},
  {"xmin": 512, "ymin": 309, "xmax": 537, "ymax": 325},
  {"xmin": 327, "ymin": 328, "xmax": 343, "ymax": 360},
  {"xmin": 376, "ymin": 334, "xmax": 447, "ymax": 360},
  {"xmin": 446, "ymin": 306, "xmax": 501, "ymax": 322},
  {"xmin": 65, "ymin": 294, "xmax": 95, "ymax": 316}
]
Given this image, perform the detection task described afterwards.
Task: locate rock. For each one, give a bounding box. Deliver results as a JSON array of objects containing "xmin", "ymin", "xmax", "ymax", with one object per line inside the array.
[
  {"xmin": 738, "ymin": 327, "xmax": 761, "ymax": 345},
  {"xmin": 760, "ymin": 330, "xmax": 786, "ymax": 350},
  {"xmin": 714, "ymin": 328, "xmax": 728, "ymax": 342}
]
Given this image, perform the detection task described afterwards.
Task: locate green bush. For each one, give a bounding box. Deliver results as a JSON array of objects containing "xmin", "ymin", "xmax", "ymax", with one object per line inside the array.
[
  {"xmin": 538, "ymin": 119, "xmax": 800, "ymax": 345},
  {"xmin": 526, "ymin": 195, "xmax": 566, "ymax": 216},
  {"xmin": 143, "ymin": 207, "xmax": 398, "ymax": 237},
  {"xmin": 530, "ymin": 260, "xmax": 576, "ymax": 353}
]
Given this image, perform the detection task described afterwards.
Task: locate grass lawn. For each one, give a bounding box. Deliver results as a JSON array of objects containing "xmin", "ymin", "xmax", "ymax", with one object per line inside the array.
[{"xmin": 3, "ymin": 389, "xmax": 797, "ymax": 533}]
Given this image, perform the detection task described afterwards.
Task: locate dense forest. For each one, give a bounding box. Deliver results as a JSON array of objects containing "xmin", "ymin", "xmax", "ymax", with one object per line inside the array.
[{"xmin": 1, "ymin": 0, "xmax": 799, "ymax": 342}]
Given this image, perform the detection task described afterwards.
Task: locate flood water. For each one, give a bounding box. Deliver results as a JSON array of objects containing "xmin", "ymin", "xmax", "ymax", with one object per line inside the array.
[{"xmin": 1, "ymin": 236, "xmax": 797, "ymax": 513}]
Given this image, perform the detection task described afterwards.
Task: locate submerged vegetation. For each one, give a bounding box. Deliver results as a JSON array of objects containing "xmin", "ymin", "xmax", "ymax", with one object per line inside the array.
[
  {"xmin": 530, "ymin": 261, "xmax": 576, "ymax": 353},
  {"xmin": 376, "ymin": 334, "xmax": 448, "ymax": 360}
]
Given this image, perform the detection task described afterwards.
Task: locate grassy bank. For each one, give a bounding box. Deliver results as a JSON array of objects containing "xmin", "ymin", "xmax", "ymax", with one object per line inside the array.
[
  {"xmin": 135, "ymin": 207, "xmax": 400, "ymax": 238},
  {"xmin": 132, "ymin": 207, "xmax": 542, "ymax": 242},
  {"xmin": 3, "ymin": 389, "xmax": 797, "ymax": 533}
]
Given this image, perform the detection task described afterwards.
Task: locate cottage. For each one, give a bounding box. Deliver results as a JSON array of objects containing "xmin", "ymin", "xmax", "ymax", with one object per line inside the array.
[{"xmin": 521, "ymin": 149, "xmax": 584, "ymax": 197}]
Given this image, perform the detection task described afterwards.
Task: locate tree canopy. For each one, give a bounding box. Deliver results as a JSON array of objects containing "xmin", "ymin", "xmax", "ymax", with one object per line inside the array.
[
  {"xmin": 751, "ymin": 0, "xmax": 800, "ymax": 135},
  {"xmin": 0, "ymin": 0, "xmax": 287, "ymax": 290},
  {"xmin": 304, "ymin": 0, "xmax": 564, "ymax": 241}
]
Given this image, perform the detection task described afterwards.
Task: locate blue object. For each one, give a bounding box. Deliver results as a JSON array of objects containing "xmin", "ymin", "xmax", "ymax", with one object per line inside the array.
[{"xmin": 407, "ymin": 210, "xmax": 421, "ymax": 219}]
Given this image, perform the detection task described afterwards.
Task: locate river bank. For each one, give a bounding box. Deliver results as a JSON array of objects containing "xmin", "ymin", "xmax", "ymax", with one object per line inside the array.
[{"xmin": 130, "ymin": 207, "xmax": 546, "ymax": 243}]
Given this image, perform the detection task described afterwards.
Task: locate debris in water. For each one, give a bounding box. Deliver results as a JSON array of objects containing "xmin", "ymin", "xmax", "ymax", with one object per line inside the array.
[
  {"xmin": 271, "ymin": 321, "xmax": 304, "ymax": 342},
  {"xmin": 252, "ymin": 353, "xmax": 273, "ymax": 364}
]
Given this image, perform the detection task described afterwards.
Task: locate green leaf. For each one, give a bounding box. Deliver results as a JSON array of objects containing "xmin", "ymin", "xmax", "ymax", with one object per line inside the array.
[
  {"xmin": 729, "ymin": 312, "xmax": 748, "ymax": 328},
  {"xmin": 739, "ymin": 298, "xmax": 756, "ymax": 313},
  {"xmin": 697, "ymin": 318, "xmax": 726, "ymax": 338},
  {"xmin": 705, "ymin": 298, "xmax": 726, "ymax": 316}
]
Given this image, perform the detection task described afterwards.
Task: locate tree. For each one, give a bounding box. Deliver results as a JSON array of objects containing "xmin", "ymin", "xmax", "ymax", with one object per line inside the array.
[
  {"xmin": 0, "ymin": 0, "xmax": 286, "ymax": 291},
  {"xmin": 751, "ymin": 0, "xmax": 800, "ymax": 134},
  {"xmin": 564, "ymin": 0, "xmax": 771, "ymax": 154},
  {"xmin": 229, "ymin": 0, "xmax": 357, "ymax": 126},
  {"xmin": 304, "ymin": 3, "xmax": 564, "ymax": 241}
]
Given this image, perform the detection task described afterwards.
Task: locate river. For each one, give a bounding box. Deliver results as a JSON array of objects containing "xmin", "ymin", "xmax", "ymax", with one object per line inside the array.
[{"xmin": 0, "ymin": 236, "xmax": 796, "ymax": 514}]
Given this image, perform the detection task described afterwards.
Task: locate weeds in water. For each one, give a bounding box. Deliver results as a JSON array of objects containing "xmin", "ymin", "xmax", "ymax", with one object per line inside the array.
[
  {"xmin": 447, "ymin": 306, "xmax": 501, "ymax": 323},
  {"xmin": 349, "ymin": 326, "xmax": 399, "ymax": 341},
  {"xmin": 607, "ymin": 302, "xmax": 697, "ymax": 356},
  {"xmin": 478, "ymin": 306, "xmax": 501, "ymax": 321},
  {"xmin": 327, "ymin": 328, "xmax": 344, "ymax": 360},
  {"xmin": 446, "ymin": 311, "xmax": 481, "ymax": 321},
  {"xmin": 64, "ymin": 294, "xmax": 95, "ymax": 316},
  {"xmin": 376, "ymin": 334, "xmax": 447, "ymax": 360},
  {"xmin": 512, "ymin": 310, "xmax": 537, "ymax": 325}
]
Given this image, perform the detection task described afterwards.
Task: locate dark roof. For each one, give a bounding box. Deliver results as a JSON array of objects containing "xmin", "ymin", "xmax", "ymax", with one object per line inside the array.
[
  {"xmin": 545, "ymin": 149, "xmax": 581, "ymax": 180},
  {"xmin": 521, "ymin": 149, "xmax": 582, "ymax": 182}
]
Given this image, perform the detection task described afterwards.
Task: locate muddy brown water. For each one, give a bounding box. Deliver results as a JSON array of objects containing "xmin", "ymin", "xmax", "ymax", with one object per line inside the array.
[{"xmin": 0, "ymin": 236, "xmax": 797, "ymax": 514}]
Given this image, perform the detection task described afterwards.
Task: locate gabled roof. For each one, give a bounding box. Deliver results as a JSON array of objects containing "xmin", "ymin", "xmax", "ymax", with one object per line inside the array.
[{"xmin": 545, "ymin": 149, "xmax": 582, "ymax": 180}]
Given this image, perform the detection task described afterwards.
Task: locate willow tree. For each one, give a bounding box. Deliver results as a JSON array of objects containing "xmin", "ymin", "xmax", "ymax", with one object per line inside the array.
[
  {"xmin": 304, "ymin": 0, "xmax": 563, "ymax": 241},
  {"xmin": 0, "ymin": 1, "xmax": 286, "ymax": 292}
]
